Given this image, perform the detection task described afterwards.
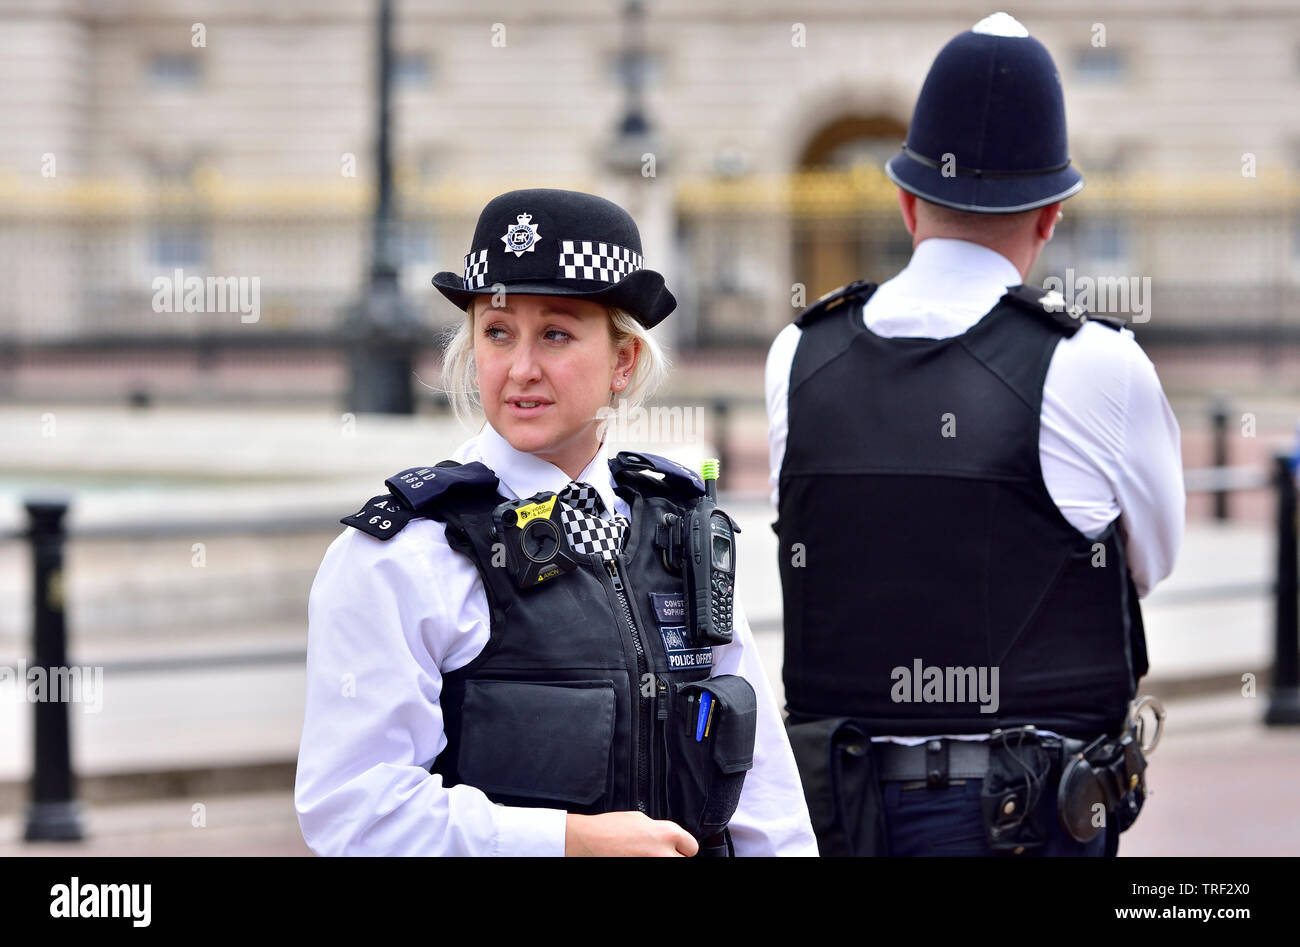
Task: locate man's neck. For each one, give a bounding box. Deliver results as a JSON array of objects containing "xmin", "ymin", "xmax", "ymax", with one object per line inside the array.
[{"xmin": 914, "ymin": 234, "xmax": 1035, "ymax": 282}]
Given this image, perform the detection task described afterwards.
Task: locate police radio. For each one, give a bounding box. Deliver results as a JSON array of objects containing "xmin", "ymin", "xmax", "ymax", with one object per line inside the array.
[
  {"xmin": 492, "ymin": 492, "xmax": 579, "ymax": 590},
  {"xmin": 686, "ymin": 460, "xmax": 737, "ymax": 646}
]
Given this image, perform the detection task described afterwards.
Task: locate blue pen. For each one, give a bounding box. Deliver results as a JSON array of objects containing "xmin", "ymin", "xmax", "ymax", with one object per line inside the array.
[{"xmin": 695, "ymin": 692, "xmax": 713, "ymax": 742}]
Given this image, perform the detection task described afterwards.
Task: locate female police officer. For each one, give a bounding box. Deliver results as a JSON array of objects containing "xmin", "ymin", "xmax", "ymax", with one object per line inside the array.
[{"xmin": 295, "ymin": 188, "xmax": 816, "ymax": 856}]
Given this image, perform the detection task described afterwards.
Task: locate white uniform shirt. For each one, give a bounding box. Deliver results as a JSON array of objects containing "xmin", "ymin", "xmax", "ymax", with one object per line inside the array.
[
  {"xmin": 295, "ymin": 422, "xmax": 818, "ymax": 856},
  {"xmin": 765, "ymin": 238, "xmax": 1185, "ymax": 745}
]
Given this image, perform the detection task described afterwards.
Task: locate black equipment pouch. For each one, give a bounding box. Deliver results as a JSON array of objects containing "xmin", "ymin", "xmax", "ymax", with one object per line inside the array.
[
  {"xmin": 1057, "ymin": 726, "xmax": 1148, "ymax": 843},
  {"xmin": 785, "ymin": 717, "xmax": 887, "ymax": 856},
  {"xmin": 980, "ymin": 727, "xmax": 1057, "ymax": 853},
  {"xmin": 664, "ymin": 675, "xmax": 757, "ymax": 844},
  {"xmin": 1111, "ymin": 744, "xmax": 1148, "ymax": 834}
]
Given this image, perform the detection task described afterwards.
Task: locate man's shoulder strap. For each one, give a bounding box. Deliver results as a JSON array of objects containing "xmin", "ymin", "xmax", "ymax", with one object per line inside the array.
[
  {"xmin": 340, "ymin": 460, "xmax": 501, "ymax": 541},
  {"xmin": 998, "ymin": 284, "xmax": 1127, "ymax": 336},
  {"xmin": 794, "ymin": 280, "xmax": 879, "ymax": 329}
]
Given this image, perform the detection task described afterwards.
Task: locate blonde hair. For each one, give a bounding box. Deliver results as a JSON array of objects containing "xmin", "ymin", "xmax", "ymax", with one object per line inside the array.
[{"xmin": 437, "ymin": 297, "xmax": 670, "ymax": 430}]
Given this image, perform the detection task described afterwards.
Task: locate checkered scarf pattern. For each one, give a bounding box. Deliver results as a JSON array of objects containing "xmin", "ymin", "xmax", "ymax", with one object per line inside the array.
[
  {"xmin": 557, "ymin": 240, "xmax": 643, "ymax": 284},
  {"xmin": 558, "ymin": 481, "xmax": 629, "ymax": 558}
]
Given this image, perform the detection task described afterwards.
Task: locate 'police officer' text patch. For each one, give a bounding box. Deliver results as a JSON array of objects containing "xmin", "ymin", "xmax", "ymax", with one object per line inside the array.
[{"xmin": 648, "ymin": 592, "xmax": 713, "ymax": 670}]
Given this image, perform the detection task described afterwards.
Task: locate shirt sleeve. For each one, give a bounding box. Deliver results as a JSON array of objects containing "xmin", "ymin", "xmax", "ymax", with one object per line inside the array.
[
  {"xmin": 1040, "ymin": 323, "xmax": 1185, "ymax": 599},
  {"xmin": 765, "ymin": 322, "xmax": 802, "ymax": 513},
  {"xmin": 709, "ymin": 588, "xmax": 819, "ymax": 856},
  {"xmin": 294, "ymin": 525, "xmax": 568, "ymax": 856},
  {"xmin": 1112, "ymin": 336, "xmax": 1186, "ymax": 597}
]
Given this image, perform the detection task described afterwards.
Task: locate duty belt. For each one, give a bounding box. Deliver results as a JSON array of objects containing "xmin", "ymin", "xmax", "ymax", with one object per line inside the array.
[
  {"xmin": 874, "ymin": 734, "xmax": 1088, "ymax": 789},
  {"xmin": 872, "ymin": 725, "xmax": 1154, "ymax": 846},
  {"xmin": 786, "ymin": 702, "xmax": 1164, "ymax": 852}
]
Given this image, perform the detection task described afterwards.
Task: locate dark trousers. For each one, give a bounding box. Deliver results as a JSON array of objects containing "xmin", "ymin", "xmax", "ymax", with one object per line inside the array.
[{"xmin": 881, "ymin": 778, "xmax": 1113, "ymax": 857}]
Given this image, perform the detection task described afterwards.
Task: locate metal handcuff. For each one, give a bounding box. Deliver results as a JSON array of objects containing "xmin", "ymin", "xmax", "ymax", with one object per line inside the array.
[{"xmin": 1130, "ymin": 694, "xmax": 1167, "ymax": 755}]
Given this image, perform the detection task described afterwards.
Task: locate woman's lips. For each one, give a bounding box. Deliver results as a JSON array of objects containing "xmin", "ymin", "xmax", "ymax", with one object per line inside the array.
[{"xmin": 506, "ymin": 399, "xmax": 553, "ymax": 419}]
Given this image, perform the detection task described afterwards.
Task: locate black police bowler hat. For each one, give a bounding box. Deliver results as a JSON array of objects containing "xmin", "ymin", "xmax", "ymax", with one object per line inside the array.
[
  {"xmin": 432, "ymin": 188, "xmax": 676, "ymax": 328},
  {"xmin": 885, "ymin": 12, "xmax": 1084, "ymax": 214}
]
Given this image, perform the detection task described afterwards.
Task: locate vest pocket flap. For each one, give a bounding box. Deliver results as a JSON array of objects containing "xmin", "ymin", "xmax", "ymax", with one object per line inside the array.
[
  {"xmin": 666, "ymin": 674, "xmax": 758, "ymax": 839},
  {"xmin": 458, "ymin": 679, "xmax": 616, "ymax": 806},
  {"xmin": 679, "ymin": 675, "xmax": 757, "ymax": 774}
]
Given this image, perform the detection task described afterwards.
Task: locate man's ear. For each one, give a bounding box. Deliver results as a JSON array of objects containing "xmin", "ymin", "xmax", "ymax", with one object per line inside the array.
[
  {"xmin": 1036, "ymin": 202, "xmax": 1063, "ymax": 241},
  {"xmin": 897, "ymin": 188, "xmax": 919, "ymax": 237}
]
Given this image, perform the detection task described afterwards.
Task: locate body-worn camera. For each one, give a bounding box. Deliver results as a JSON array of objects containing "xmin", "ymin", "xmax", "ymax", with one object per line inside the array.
[{"xmin": 492, "ymin": 492, "xmax": 579, "ymax": 590}]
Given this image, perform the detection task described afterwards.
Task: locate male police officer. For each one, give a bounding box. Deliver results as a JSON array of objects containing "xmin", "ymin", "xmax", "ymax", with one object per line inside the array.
[{"xmin": 766, "ymin": 13, "xmax": 1184, "ymax": 856}]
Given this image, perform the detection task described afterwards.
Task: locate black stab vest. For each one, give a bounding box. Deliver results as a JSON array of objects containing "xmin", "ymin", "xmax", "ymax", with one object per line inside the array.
[
  {"xmin": 777, "ymin": 284, "xmax": 1147, "ymax": 739},
  {"xmin": 416, "ymin": 458, "xmax": 719, "ymax": 817}
]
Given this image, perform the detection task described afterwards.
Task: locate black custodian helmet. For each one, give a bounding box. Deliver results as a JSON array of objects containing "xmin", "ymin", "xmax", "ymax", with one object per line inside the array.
[{"xmin": 885, "ymin": 12, "xmax": 1084, "ymax": 214}]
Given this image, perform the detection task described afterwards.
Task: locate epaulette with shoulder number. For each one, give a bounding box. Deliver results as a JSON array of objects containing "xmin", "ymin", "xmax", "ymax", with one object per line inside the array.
[
  {"xmin": 1087, "ymin": 313, "xmax": 1127, "ymax": 332},
  {"xmin": 794, "ymin": 280, "xmax": 878, "ymax": 328},
  {"xmin": 341, "ymin": 460, "xmax": 500, "ymax": 541},
  {"xmin": 610, "ymin": 451, "xmax": 706, "ymax": 500},
  {"xmin": 1000, "ymin": 284, "xmax": 1127, "ymax": 336}
]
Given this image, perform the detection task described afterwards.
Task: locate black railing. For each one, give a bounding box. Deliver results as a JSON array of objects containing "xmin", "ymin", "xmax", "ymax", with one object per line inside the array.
[
  {"xmin": 2, "ymin": 503, "xmax": 339, "ymax": 842},
  {"xmin": 1266, "ymin": 453, "xmax": 1300, "ymax": 725}
]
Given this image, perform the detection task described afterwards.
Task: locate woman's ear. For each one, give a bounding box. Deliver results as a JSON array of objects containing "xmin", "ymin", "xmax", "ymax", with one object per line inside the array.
[{"xmin": 612, "ymin": 337, "xmax": 641, "ymax": 391}]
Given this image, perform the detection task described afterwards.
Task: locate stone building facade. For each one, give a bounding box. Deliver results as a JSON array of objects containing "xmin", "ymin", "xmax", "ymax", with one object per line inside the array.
[{"xmin": 0, "ymin": 0, "xmax": 1296, "ymax": 348}]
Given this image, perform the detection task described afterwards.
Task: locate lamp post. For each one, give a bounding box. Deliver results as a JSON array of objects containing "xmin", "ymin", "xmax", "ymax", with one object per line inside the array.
[
  {"xmin": 605, "ymin": 0, "xmax": 678, "ymax": 351},
  {"xmin": 604, "ymin": 0, "xmax": 659, "ymax": 180},
  {"xmin": 344, "ymin": 0, "xmax": 421, "ymax": 415}
]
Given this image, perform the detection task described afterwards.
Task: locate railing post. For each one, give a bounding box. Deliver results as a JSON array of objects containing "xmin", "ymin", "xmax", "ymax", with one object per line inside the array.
[
  {"xmin": 22, "ymin": 498, "xmax": 85, "ymax": 841},
  {"xmin": 1265, "ymin": 453, "xmax": 1300, "ymax": 725},
  {"xmin": 1211, "ymin": 396, "xmax": 1229, "ymax": 520}
]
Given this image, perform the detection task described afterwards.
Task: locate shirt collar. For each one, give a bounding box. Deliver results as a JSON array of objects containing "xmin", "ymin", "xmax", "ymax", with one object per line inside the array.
[
  {"xmin": 891, "ymin": 237, "xmax": 1023, "ymax": 302},
  {"xmin": 474, "ymin": 422, "xmax": 622, "ymax": 516}
]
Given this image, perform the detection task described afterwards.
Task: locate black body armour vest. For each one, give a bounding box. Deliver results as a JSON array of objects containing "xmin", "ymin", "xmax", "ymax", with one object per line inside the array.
[
  {"xmin": 341, "ymin": 451, "xmax": 757, "ymax": 840},
  {"xmin": 777, "ymin": 283, "xmax": 1148, "ymax": 740}
]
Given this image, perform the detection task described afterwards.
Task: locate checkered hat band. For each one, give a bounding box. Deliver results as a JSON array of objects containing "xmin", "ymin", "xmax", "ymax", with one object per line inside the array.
[
  {"xmin": 463, "ymin": 249, "xmax": 489, "ymax": 289},
  {"xmin": 557, "ymin": 240, "xmax": 644, "ymax": 284}
]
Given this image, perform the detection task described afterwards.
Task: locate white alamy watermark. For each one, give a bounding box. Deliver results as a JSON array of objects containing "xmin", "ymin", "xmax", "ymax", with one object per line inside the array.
[
  {"xmin": 151, "ymin": 268, "xmax": 261, "ymax": 323},
  {"xmin": 890, "ymin": 658, "xmax": 1000, "ymax": 714},
  {"xmin": 0, "ymin": 660, "xmax": 103, "ymax": 713},
  {"xmin": 1040, "ymin": 270, "xmax": 1151, "ymax": 323},
  {"xmin": 596, "ymin": 402, "xmax": 704, "ymax": 445},
  {"xmin": 50, "ymin": 877, "xmax": 151, "ymax": 927}
]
